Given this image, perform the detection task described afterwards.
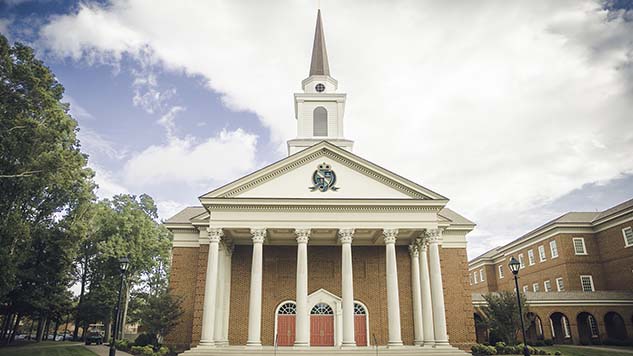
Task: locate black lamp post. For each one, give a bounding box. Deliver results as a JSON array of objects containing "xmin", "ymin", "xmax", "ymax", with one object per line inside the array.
[
  {"xmin": 508, "ymin": 256, "xmax": 529, "ymax": 356},
  {"xmin": 109, "ymin": 257, "xmax": 130, "ymax": 356}
]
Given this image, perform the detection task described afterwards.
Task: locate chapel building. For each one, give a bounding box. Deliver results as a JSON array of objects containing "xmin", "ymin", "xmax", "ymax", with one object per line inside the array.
[{"xmin": 165, "ymin": 10, "xmax": 476, "ymax": 355}]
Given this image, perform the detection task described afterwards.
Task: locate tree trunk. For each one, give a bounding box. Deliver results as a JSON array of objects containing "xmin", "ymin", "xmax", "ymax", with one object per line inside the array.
[
  {"xmin": 73, "ymin": 253, "xmax": 89, "ymax": 341},
  {"xmin": 121, "ymin": 283, "xmax": 130, "ymax": 340},
  {"xmin": 1, "ymin": 313, "xmax": 13, "ymax": 341},
  {"xmin": 35, "ymin": 316, "xmax": 44, "ymax": 342},
  {"xmin": 63, "ymin": 313, "xmax": 70, "ymax": 341},
  {"xmin": 52, "ymin": 319, "xmax": 59, "ymax": 340},
  {"xmin": 80, "ymin": 321, "xmax": 87, "ymax": 340},
  {"xmin": 28, "ymin": 318, "xmax": 34, "ymax": 340},
  {"xmin": 43, "ymin": 317, "xmax": 50, "ymax": 341},
  {"xmin": 104, "ymin": 314, "xmax": 111, "ymax": 344},
  {"xmin": 7, "ymin": 313, "xmax": 21, "ymax": 345}
]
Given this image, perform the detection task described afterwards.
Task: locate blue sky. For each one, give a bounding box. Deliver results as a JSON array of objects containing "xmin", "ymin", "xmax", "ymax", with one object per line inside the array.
[{"xmin": 2, "ymin": 0, "xmax": 633, "ymax": 259}]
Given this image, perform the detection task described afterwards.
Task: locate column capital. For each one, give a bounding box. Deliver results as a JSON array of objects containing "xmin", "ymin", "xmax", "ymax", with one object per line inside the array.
[
  {"xmin": 250, "ymin": 228, "xmax": 267, "ymax": 244},
  {"xmin": 338, "ymin": 228, "xmax": 354, "ymax": 244},
  {"xmin": 383, "ymin": 228, "xmax": 398, "ymax": 244},
  {"xmin": 408, "ymin": 244, "xmax": 419, "ymax": 257},
  {"xmin": 295, "ymin": 228, "xmax": 310, "ymax": 244},
  {"xmin": 207, "ymin": 227, "xmax": 223, "ymax": 243},
  {"xmin": 425, "ymin": 228, "xmax": 442, "ymax": 243}
]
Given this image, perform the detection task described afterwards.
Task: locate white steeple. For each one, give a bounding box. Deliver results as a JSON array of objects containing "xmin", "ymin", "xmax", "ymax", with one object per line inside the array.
[{"xmin": 287, "ymin": 9, "xmax": 353, "ymax": 156}]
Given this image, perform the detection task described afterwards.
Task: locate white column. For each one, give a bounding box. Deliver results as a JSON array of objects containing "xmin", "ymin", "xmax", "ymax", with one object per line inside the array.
[
  {"xmin": 418, "ymin": 239, "xmax": 435, "ymax": 347},
  {"xmin": 221, "ymin": 245, "xmax": 232, "ymax": 345},
  {"xmin": 339, "ymin": 228, "xmax": 356, "ymax": 347},
  {"xmin": 213, "ymin": 244, "xmax": 226, "ymax": 344},
  {"xmin": 200, "ymin": 228, "xmax": 223, "ymax": 346},
  {"xmin": 247, "ymin": 228, "xmax": 266, "ymax": 347},
  {"xmin": 294, "ymin": 228, "xmax": 310, "ymax": 348},
  {"xmin": 383, "ymin": 228, "xmax": 403, "ymax": 347},
  {"xmin": 409, "ymin": 244, "xmax": 424, "ymax": 346},
  {"xmin": 427, "ymin": 229, "xmax": 449, "ymax": 347}
]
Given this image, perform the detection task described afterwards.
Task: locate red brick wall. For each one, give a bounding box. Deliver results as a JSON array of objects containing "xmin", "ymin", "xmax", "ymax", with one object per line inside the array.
[
  {"xmin": 595, "ymin": 221, "xmax": 633, "ymax": 291},
  {"xmin": 164, "ymin": 247, "xmax": 200, "ymax": 349},
  {"xmin": 441, "ymin": 247, "xmax": 476, "ymax": 350}
]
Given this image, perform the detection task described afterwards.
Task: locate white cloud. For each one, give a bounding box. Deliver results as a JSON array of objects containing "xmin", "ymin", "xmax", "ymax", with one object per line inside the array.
[
  {"xmin": 64, "ymin": 94, "xmax": 95, "ymax": 120},
  {"xmin": 91, "ymin": 163, "xmax": 129, "ymax": 199},
  {"xmin": 123, "ymin": 127, "xmax": 258, "ymax": 187},
  {"xmin": 77, "ymin": 127, "xmax": 128, "ymax": 160},
  {"xmin": 156, "ymin": 200, "xmax": 188, "ymax": 221},
  {"xmin": 39, "ymin": 1, "xmax": 633, "ymax": 257},
  {"xmin": 0, "ymin": 18, "xmax": 11, "ymax": 35}
]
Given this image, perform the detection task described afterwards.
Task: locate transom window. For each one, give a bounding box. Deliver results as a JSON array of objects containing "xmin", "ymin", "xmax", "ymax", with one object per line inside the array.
[
  {"xmin": 528, "ymin": 250, "xmax": 535, "ymax": 265},
  {"xmin": 354, "ymin": 303, "xmax": 366, "ymax": 315},
  {"xmin": 550, "ymin": 240, "xmax": 559, "ymax": 258},
  {"xmin": 573, "ymin": 237, "xmax": 587, "ymax": 255},
  {"xmin": 580, "ymin": 275, "xmax": 595, "ymax": 292},
  {"xmin": 311, "ymin": 303, "xmax": 333, "ymax": 315},
  {"xmin": 278, "ymin": 302, "xmax": 296, "ymax": 315},
  {"xmin": 623, "ymin": 227, "xmax": 633, "ymax": 247},
  {"xmin": 538, "ymin": 245, "xmax": 546, "ymax": 262}
]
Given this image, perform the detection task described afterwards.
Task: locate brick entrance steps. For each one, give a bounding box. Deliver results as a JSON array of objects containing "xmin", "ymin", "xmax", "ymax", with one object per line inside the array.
[{"xmin": 182, "ymin": 345, "xmax": 469, "ymax": 356}]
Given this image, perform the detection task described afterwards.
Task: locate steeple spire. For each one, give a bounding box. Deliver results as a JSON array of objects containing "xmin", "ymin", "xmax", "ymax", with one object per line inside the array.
[{"xmin": 309, "ymin": 9, "xmax": 330, "ymax": 76}]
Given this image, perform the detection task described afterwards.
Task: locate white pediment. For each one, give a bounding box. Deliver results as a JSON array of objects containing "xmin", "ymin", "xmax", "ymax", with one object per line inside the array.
[{"xmin": 200, "ymin": 142, "xmax": 446, "ymax": 201}]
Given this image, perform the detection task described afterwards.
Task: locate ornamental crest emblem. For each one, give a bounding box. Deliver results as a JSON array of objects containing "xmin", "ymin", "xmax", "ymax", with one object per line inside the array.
[{"xmin": 309, "ymin": 162, "xmax": 339, "ymax": 192}]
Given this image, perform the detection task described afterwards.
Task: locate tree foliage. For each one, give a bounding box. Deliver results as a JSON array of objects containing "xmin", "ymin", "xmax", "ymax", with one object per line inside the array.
[{"xmin": 481, "ymin": 290, "xmax": 529, "ymax": 345}]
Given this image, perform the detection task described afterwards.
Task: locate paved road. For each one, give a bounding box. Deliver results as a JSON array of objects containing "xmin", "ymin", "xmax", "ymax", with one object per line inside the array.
[{"xmin": 84, "ymin": 344, "xmax": 133, "ymax": 356}]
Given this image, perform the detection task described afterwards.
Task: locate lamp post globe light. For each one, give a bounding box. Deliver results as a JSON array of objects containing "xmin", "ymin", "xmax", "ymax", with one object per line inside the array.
[
  {"xmin": 508, "ymin": 256, "xmax": 530, "ymax": 356},
  {"xmin": 109, "ymin": 256, "xmax": 130, "ymax": 356}
]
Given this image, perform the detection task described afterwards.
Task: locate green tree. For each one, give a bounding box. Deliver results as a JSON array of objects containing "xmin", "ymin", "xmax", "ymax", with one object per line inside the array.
[
  {"xmin": 136, "ymin": 290, "xmax": 183, "ymax": 346},
  {"xmin": 481, "ymin": 291, "xmax": 529, "ymax": 345},
  {"xmin": 0, "ymin": 33, "xmax": 95, "ymax": 300}
]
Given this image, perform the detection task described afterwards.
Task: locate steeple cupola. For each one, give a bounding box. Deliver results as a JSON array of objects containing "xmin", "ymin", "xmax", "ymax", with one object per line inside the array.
[{"xmin": 287, "ymin": 9, "xmax": 353, "ymax": 155}]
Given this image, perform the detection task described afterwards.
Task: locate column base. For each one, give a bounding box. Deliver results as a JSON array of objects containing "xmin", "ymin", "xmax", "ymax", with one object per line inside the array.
[
  {"xmin": 422, "ymin": 342, "xmax": 435, "ymax": 348},
  {"xmin": 341, "ymin": 341, "xmax": 357, "ymax": 348},
  {"xmin": 293, "ymin": 341, "xmax": 309, "ymax": 348},
  {"xmin": 198, "ymin": 340, "xmax": 215, "ymax": 347},
  {"xmin": 433, "ymin": 340, "xmax": 450, "ymax": 348},
  {"xmin": 246, "ymin": 341, "xmax": 262, "ymax": 348},
  {"xmin": 414, "ymin": 340, "xmax": 424, "ymax": 346},
  {"xmin": 387, "ymin": 341, "xmax": 404, "ymax": 348}
]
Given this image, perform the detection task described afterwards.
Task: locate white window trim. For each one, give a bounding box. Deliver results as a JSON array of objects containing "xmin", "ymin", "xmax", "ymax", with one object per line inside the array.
[
  {"xmin": 556, "ymin": 277, "xmax": 565, "ymax": 292},
  {"xmin": 550, "ymin": 240, "xmax": 559, "ymax": 259},
  {"xmin": 573, "ymin": 237, "xmax": 587, "ymax": 255},
  {"xmin": 498, "ymin": 265, "xmax": 504, "ymax": 279},
  {"xmin": 623, "ymin": 227, "xmax": 633, "ymax": 248},
  {"xmin": 538, "ymin": 245, "xmax": 546, "ymax": 262},
  {"xmin": 474, "ymin": 272, "xmax": 478, "ymax": 284},
  {"xmin": 562, "ymin": 316, "xmax": 571, "ymax": 338},
  {"xmin": 480, "ymin": 269, "xmax": 484, "ymax": 282},
  {"xmin": 580, "ymin": 275, "xmax": 595, "ymax": 292},
  {"xmin": 544, "ymin": 280, "xmax": 552, "ymax": 292},
  {"xmin": 518, "ymin": 253, "xmax": 525, "ymax": 269},
  {"xmin": 528, "ymin": 249, "xmax": 535, "ymax": 266},
  {"xmin": 522, "ymin": 285, "xmax": 528, "ymax": 294},
  {"xmin": 532, "ymin": 283, "xmax": 539, "ymax": 292}
]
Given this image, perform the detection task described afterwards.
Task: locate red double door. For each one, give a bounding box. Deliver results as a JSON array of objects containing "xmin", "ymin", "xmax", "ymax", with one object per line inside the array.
[
  {"xmin": 277, "ymin": 315, "xmax": 296, "ymax": 346},
  {"xmin": 354, "ymin": 314, "xmax": 367, "ymax": 346},
  {"xmin": 310, "ymin": 315, "xmax": 334, "ymax": 346}
]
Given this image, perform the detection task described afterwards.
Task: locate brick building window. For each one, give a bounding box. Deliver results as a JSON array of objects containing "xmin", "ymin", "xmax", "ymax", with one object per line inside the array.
[
  {"xmin": 528, "ymin": 250, "xmax": 535, "ymax": 266},
  {"xmin": 573, "ymin": 237, "xmax": 587, "ymax": 255},
  {"xmin": 562, "ymin": 316, "xmax": 571, "ymax": 338},
  {"xmin": 498, "ymin": 265, "xmax": 504, "ymax": 279},
  {"xmin": 588, "ymin": 315, "xmax": 599, "ymax": 338},
  {"xmin": 623, "ymin": 227, "xmax": 633, "ymax": 247},
  {"xmin": 522, "ymin": 285, "xmax": 528, "ymax": 294},
  {"xmin": 580, "ymin": 275, "xmax": 595, "ymax": 292},
  {"xmin": 538, "ymin": 245, "xmax": 546, "ymax": 262},
  {"xmin": 532, "ymin": 283, "xmax": 540, "ymax": 292},
  {"xmin": 518, "ymin": 254, "xmax": 525, "ymax": 269},
  {"xmin": 556, "ymin": 277, "xmax": 565, "ymax": 292},
  {"xmin": 550, "ymin": 240, "xmax": 559, "ymax": 258},
  {"xmin": 469, "ymin": 274, "xmax": 473, "ymax": 285},
  {"xmin": 544, "ymin": 280, "xmax": 552, "ymax": 292},
  {"xmin": 480, "ymin": 269, "xmax": 484, "ymax": 282},
  {"xmin": 474, "ymin": 272, "xmax": 478, "ymax": 284}
]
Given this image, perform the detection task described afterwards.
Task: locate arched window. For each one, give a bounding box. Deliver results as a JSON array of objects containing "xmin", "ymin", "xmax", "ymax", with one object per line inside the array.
[
  {"xmin": 354, "ymin": 303, "xmax": 366, "ymax": 315},
  {"xmin": 310, "ymin": 303, "xmax": 333, "ymax": 315},
  {"xmin": 313, "ymin": 107, "xmax": 328, "ymax": 136},
  {"xmin": 278, "ymin": 302, "xmax": 296, "ymax": 315}
]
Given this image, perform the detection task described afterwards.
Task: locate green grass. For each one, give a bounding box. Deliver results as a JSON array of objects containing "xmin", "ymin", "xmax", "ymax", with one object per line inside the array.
[
  {"xmin": 0, "ymin": 342, "xmax": 97, "ymax": 356},
  {"xmin": 541, "ymin": 345, "xmax": 632, "ymax": 356}
]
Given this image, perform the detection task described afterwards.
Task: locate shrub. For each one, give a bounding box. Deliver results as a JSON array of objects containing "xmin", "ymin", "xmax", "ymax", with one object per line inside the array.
[
  {"xmin": 554, "ymin": 352, "xmax": 561, "ymax": 356},
  {"xmin": 472, "ymin": 344, "xmax": 498, "ymax": 355},
  {"xmin": 543, "ymin": 339, "xmax": 554, "ymax": 346},
  {"xmin": 134, "ymin": 333, "xmax": 158, "ymax": 347},
  {"xmin": 534, "ymin": 340, "xmax": 545, "ymax": 346},
  {"xmin": 114, "ymin": 339, "xmax": 132, "ymax": 351}
]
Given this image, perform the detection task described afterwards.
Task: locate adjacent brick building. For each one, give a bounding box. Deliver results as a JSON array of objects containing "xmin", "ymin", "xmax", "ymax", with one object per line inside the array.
[{"xmin": 469, "ymin": 198, "xmax": 633, "ymax": 345}]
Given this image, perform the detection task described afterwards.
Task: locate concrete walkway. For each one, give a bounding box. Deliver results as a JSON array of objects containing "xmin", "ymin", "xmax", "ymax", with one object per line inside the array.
[{"xmin": 84, "ymin": 344, "xmax": 133, "ymax": 356}]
